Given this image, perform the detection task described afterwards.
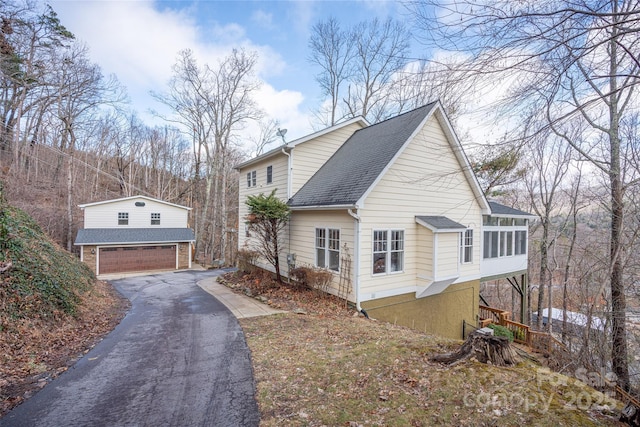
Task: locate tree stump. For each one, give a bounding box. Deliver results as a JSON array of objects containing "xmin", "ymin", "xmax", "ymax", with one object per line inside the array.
[{"xmin": 431, "ymin": 331, "xmax": 519, "ymax": 367}]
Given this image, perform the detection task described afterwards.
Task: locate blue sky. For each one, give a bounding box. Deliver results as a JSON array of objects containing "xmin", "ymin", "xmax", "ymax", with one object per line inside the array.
[{"xmin": 47, "ymin": 0, "xmax": 417, "ymax": 141}]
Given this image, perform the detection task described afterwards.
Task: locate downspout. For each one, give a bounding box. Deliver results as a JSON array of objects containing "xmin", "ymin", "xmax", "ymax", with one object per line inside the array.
[
  {"xmin": 348, "ymin": 208, "xmax": 368, "ymax": 318},
  {"xmin": 282, "ymin": 146, "xmax": 292, "ymax": 281},
  {"xmin": 281, "ymin": 146, "xmax": 292, "ymax": 200}
]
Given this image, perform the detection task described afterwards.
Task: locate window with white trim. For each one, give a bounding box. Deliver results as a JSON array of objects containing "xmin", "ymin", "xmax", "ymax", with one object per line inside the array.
[
  {"xmin": 151, "ymin": 212, "xmax": 160, "ymax": 225},
  {"xmin": 500, "ymin": 231, "xmax": 513, "ymax": 256},
  {"xmin": 515, "ymin": 231, "xmax": 527, "ymax": 255},
  {"xmin": 373, "ymin": 229, "xmax": 404, "ymax": 274},
  {"xmin": 484, "ymin": 230, "xmax": 527, "ymax": 258},
  {"xmin": 315, "ymin": 228, "xmax": 340, "ymax": 271},
  {"xmin": 246, "ymin": 170, "xmax": 256, "ymax": 187},
  {"xmin": 483, "ymin": 231, "xmax": 499, "ymax": 259},
  {"xmin": 118, "ymin": 212, "xmax": 129, "ymax": 225},
  {"xmin": 460, "ymin": 228, "xmax": 473, "ymax": 263}
]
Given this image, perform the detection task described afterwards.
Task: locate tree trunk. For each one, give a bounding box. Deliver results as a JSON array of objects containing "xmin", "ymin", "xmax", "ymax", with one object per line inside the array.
[
  {"xmin": 537, "ymin": 222, "xmax": 549, "ymax": 329},
  {"xmin": 431, "ymin": 331, "xmax": 519, "ymax": 367},
  {"xmin": 608, "ymin": 17, "xmax": 630, "ymax": 392}
]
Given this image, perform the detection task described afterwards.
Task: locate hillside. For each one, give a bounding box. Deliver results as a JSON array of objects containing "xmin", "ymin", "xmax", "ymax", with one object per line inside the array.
[
  {"xmin": 0, "ymin": 187, "xmax": 128, "ymax": 415},
  {"xmin": 221, "ymin": 271, "xmax": 626, "ymax": 426}
]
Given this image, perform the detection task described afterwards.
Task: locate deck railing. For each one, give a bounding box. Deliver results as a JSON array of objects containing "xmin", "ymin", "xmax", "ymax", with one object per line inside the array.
[
  {"xmin": 479, "ymin": 305, "xmax": 640, "ymax": 411},
  {"xmin": 479, "ymin": 305, "xmax": 545, "ymax": 349}
]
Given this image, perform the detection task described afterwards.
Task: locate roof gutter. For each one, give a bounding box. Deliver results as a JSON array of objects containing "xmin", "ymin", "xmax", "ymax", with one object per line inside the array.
[
  {"xmin": 289, "ymin": 204, "xmax": 357, "ymax": 211},
  {"xmin": 347, "ymin": 208, "xmax": 368, "ymax": 318}
]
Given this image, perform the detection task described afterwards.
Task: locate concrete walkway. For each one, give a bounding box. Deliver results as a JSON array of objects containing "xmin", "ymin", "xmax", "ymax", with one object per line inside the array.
[
  {"xmin": 198, "ymin": 276, "xmax": 286, "ymax": 319},
  {"xmin": 100, "ymin": 267, "xmax": 286, "ymax": 319}
]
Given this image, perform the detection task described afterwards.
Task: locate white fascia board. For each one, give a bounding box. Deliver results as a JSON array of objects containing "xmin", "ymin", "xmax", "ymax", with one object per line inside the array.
[
  {"xmin": 235, "ymin": 145, "xmax": 290, "ymax": 170},
  {"xmin": 235, "ymin": 116, "xmax": 368, "ymax": 170},
  {"xmin": 289, "ymin": 204, "xmax": 357, "ymax": 211},
  {"xmin": 415, "ymin": 217, "xmax": 466, "ymax": 233},
  {"xmin": 433, "ymin": 105, "xmax": 491, "ymax": 215},
  {"xmin": 487, "ymin": 213, "xmax": 538, "ymax": 220},
  {"xmin": 288, "ymin": 116, "xmax": 369, "ymax": 149},
  {"xmin": 356, "ymin": 104, "xmax": 438, "ymax": 207},
  {"xmin": 78, "ymin": 195, "xmax": 192, "ymax": 211},
  {"xmin": 75, "ymin": 239, "xmax": 195, "ymax": 246}
]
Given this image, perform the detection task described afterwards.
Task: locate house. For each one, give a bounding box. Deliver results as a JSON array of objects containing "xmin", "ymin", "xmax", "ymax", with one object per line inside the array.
[
  {"xmin": 74, "ymin": 195, "xmax": 195, "ymax": 275},
  {"xmin": 237, "ymin": 102, "xmax": 533, "ymax": 339},
  {"xmin": 532, "ymin": 308, "xmax": 605, "ymax": 334}
]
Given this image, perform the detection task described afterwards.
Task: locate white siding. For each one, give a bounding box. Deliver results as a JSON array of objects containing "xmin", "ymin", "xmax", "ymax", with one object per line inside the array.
[
  {"xmin": 358, "ymin": 115, "xmax": 483, "ymax": 301},
  {"xmin": 238, "ymin": 153, "xmax": 289, "ymax": 252},
  {"xmin": 83, "ymin": 197, "xmax": 189, "ymax": 228},
  {"xmin": 435, "ymin": 233, "xmax": 459, "ymax": 277},
  {"xmin": 291, "ymin": 122, "xmax": 364, "ymax": 195},
  {"xmin": 288, "ymin": 210, "xmax": 355, "ymax": 301}
]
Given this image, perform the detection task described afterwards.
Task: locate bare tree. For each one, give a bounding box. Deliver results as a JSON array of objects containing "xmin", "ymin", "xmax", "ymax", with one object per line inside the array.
[
  {"xmin": 247, "ymin": 118, "xmax": 280, "ymax": 157},
  {"xmin": 408, "ymin": 0, "xmax": 640, "ymax": 391},
  {"xmin": 523, "ymin": 133, "xmax": 573, "ymax": 330},
  {"xmin": 344, "ymin": 18, "xmax": 411, "ymax": 122},
  {"xmin": 153, "ymin": 48, "xmax": 262, "ymax": 265},
  {"xmin": 308, "ymin": 17, "xmax": 353, "ymax": 126},
  {"xmin": 308, "ymin": 17, "xmax": 411, "ymax": 124}
]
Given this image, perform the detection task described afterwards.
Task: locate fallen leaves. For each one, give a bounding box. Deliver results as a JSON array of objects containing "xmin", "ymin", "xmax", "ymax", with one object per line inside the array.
[
  {"xmin": 234, "ymin": 269, "xmax": 624, "ymax": 426},
  {"xmin": 0, "ymin": 279, "xmax": 128, "ymax": 416}
]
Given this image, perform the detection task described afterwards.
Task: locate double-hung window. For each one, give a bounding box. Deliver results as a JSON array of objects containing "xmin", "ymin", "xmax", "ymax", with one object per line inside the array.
[
  {"xmin": 460, "ymin": 229, "xmax": 473, "ymax": 263},
  {"xmin": 373, "ymin": 229, "xmax": 404, "ymax": 274},
  {"xmin": 118, "ymin": 212, "xmax": 129, "ymax": 225},
  {"xmin": 515, "ymin": 231, "xmax": 527, "ymax": 255},
  {"xmin": 316, "ymin": 228, "xmax": 340, "ymax": 271},
  {"xmin": 500, "ymin": 231, "xmax": 513, "ymax": 257},
  {"xmin": 246, "ymin": 170, "xmax": 257, "ymax": 188}
]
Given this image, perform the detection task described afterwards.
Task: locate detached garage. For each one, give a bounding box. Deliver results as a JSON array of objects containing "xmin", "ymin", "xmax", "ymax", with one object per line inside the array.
[{"xmin": 74, "ymin": 196, "xmax": 195, "ymax": 275}]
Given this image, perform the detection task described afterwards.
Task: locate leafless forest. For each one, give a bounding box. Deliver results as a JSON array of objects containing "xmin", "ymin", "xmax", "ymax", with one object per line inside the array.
[{"xmin": 2, "ymin": 0, "xmax": 640, "ymax": 391}]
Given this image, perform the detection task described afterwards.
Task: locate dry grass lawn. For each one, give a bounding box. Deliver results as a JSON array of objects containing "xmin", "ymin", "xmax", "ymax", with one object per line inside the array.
[{"xmin": 226, "ymin": 272, "xmax": 625, "ymax": 426}]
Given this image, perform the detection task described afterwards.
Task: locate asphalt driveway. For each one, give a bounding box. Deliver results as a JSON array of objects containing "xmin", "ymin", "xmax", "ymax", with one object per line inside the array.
[{"xmin": 0, "ymin": 270, "xmax": 260, "ymax": 427}]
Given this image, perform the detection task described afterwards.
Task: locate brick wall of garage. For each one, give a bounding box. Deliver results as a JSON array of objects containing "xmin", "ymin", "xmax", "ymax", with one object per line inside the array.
[
  {"xmin": 82, "ymin": 245, "xmax": 97, "ymax": 274},
  {"xmin": 178, "ymin": 243, "xmax": 191, "ymax": 269}
]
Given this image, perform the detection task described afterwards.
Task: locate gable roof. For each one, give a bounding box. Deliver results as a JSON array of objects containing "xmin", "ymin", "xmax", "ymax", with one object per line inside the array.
[
  {"xmin": 488, "ymin": 201, "xmax": 535, "ymax": 218},
  {"xmin": 235, "ymin": 116, "xmax": 369, "ymax": 170},
  {"xmin": 78, "ymin": 195, "xmax": 191, "ymax": 211},
  {"xmin": 74, "ymin": 228, "xmax": 195, "ymax": 245},
  {"xmin": 415, "ymin": 216, "xmax": 467, "ymax": 233},
  {"xmin": 288, "ymin": 103, "xmax": 438, "ymax": 208},
  {"xmin": 288, "ymin": 102, "xmax": 490, "ymax": 212}
]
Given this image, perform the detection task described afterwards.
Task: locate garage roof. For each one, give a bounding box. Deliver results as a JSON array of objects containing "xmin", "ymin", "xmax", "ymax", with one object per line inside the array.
[{"xmin": 74, "ymin": 228, "xmax": 195, "ymax": 245}]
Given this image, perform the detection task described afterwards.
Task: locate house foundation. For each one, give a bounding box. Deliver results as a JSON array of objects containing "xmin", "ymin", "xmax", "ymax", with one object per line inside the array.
[{"xmin": 360, "ymin": 280, "xmax": 480, "ymax": 340}]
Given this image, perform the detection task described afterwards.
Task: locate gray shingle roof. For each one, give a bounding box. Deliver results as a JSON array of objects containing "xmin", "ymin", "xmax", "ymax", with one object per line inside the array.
[
  {"xmin": 288, "ymin": 103, "xmax": 437, "ymax": 207},
  {"xmin": 416, "ymin": 216, "xmax": 467, "ymax": 231},
  {"xmin": 488, "ymin": 201, "xmax": 534, "ymax": 217},
  {"xmin": 74, "ymin": 228, "xmax": 195, "ymax": 245}
]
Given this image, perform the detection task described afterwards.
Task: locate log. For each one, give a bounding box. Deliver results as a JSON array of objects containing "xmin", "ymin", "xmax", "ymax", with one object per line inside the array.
[{"xmin": 431, "ymin": 331, "xmax": 519, "ymax": 367}]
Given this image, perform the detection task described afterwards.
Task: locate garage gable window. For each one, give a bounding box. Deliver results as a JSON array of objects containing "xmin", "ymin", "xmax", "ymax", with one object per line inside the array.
[
  {"xmin": 118, "ymin": 212, "xmax": 129, "ymax": 225},
  {"xmin": 151, "ymin": 212, "xmax": 161, "ymax": 225}
]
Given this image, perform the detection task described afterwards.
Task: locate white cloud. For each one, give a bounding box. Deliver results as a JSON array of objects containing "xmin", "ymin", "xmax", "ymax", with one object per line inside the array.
[
  {"xmin": 47, "ymin": 0, "xmax": 313, "ymax": 144},
  {"xmin": 251, "ymin": 10, "xmax": 275, "ymax": 30}
]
